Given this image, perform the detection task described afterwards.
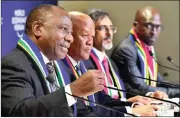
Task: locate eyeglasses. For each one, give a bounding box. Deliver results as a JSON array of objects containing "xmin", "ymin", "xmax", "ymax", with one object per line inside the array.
[
  {"xmin": 95, "ymin": 25, "xmax": 117, "ymax": 34},
  {"xmin": 139, "ymin": 22, "xmax": 163, "ymax": 31}
]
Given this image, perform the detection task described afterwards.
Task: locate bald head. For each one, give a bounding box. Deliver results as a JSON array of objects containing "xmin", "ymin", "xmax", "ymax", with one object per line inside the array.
[
  {"xmin": 68, "ymin": 11, "xmax": 95, "ymax": 61},
  {"xmin": 134, "ymin": 6, "xmax": 161, "ymax": 23},
  {"xmin": 69, "ymin": 11, "xmax": 94, "ymax": 32},
  {"xmin": 133, "ymin": 6, "xmax": 162, "ymax": 46}
]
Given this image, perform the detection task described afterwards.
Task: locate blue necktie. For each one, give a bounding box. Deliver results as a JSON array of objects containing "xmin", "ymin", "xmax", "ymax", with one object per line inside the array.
[{"xmin": 75, "ymin": 65, "xmax": 82, "ymax": 76}]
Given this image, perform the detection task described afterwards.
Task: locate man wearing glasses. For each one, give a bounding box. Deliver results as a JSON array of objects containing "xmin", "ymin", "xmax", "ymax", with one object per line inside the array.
[
  {"xmin": 111, "ymin": 6, "xmax": 179, "ymax": 98},
  {"xmin": 83, "ymin": 8, "xmax": 158, "ymax": 116}
]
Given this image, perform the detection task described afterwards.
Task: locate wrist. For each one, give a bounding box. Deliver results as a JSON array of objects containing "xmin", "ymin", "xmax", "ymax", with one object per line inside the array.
[{"xmin": 70, "ymin": 82, "xmax": 82, "ymax": 97}]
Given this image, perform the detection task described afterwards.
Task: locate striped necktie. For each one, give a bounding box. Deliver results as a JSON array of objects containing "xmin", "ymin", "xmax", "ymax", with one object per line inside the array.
[
  {"xmin": 75, "ymin": 64, "xmax": 82, "ymax": 76},
  {"xmin": 102, "ymin": 57, "xmax": 113, "ymax": 85}
]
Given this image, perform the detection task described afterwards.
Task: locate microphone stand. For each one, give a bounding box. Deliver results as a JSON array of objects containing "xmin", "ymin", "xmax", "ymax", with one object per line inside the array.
[
  {"xmin": 149, "ymin": 51, "xmax": 179, "ymax": 72},
  {"xmin": 167, "ymin": 56, "xmax": 179, "ymax": 69},
  {"xmin": 128, "ymin": 67, "xmax": 180, "ymax": 88}
]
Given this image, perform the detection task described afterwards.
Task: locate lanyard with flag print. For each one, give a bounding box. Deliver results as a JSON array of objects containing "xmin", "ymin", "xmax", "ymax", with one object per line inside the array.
[
  {"xmin": 17, "ymin": 38, "xmax": 77, "ymax": 116},
  {"xmin": 18, "ymin": 38, "xmax": 67, "ymax": 90},
  {"xmin": 90, "ymin": 49, "xmax": 125, "ymax": 99},
  {"xmin": 53, "ymin": 60, "xmax": 77, "ymax": 117},
  {"xmin": 129, "ymin": 28, "xmax": 158, "ymax": 87},
  {"xmin": 18, "ymin": 38, "xmax": 52, "ymax": 92},
  {"xmin": 63, "ymin": 56, "xmax": 96, "ymax": 106}
]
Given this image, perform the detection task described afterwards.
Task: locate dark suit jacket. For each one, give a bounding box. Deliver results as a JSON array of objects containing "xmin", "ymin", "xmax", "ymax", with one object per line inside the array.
[
  {"xmin": 1, "ymin": 47, "xmax": 73, "ymax": 116},
  {"xmin": 61, "ymin": 58, "xmax": 127, "ymax": 117},
  {"xmin": 111, "ymin": 37, "xmax": 180, "ymax": 98}
]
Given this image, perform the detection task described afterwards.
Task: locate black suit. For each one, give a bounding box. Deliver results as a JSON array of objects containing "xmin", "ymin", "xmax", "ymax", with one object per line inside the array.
[
  {"xmin": 1, "ymin": 47, "xmax": 73, "ymax": 116},
  {"xmin": 111, "ymin": 37, "xmax": 180, "ymax": 98}
]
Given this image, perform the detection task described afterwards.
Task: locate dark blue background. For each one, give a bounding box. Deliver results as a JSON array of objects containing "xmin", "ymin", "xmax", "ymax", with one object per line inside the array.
[{"xmin": 1, "ymin": 0, "xmax": 57, "ymax": 57}]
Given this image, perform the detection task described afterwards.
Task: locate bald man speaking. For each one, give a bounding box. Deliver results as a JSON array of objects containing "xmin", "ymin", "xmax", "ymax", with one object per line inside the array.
[{"xmin": 111, "ymin": 6, "xmax": 180, "ymax": 98}]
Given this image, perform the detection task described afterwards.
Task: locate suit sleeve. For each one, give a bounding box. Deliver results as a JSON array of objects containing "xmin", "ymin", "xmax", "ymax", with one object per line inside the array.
[
  {"xmin": 1, "ymin": 56, "xmax": 73, "ymax": 116},
  {"xmin": 111, "ymin": 43, "xmax": 180, "ymax": 98}
]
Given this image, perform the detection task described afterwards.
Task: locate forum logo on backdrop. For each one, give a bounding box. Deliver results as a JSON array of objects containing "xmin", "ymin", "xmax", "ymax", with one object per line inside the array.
[{"xmin": 12, "ymin": 9, "xmax": 27, "ymax": 39}]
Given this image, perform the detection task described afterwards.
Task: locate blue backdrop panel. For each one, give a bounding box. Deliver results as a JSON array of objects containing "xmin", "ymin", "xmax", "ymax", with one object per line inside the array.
[{"xmin": 1, "ymin": 0, "xmax": 57, "ymax": 57}]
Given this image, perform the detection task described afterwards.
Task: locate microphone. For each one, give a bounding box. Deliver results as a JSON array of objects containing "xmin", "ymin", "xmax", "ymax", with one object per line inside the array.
[
  {"xmin": 46, "ymin": 74, "xmax": 136, "ymax": 117},
  {"xmin": 128, "ymin": 66, "xmax": 180, "ymax": 88},
  {"xmin": 149, "ymin": 51, "xmax": 179, "ymax": 72},
  {"xmin": 167, "ymin": 56, "xmax": 179, "ymax": 69}
]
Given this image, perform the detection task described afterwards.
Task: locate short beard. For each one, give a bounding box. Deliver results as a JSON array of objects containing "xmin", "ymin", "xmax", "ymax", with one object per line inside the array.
[{"xmin": 102, "ymin": 41, "xmax": 113, "ymax": 50}]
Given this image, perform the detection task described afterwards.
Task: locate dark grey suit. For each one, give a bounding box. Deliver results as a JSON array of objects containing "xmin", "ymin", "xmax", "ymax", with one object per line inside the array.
[
  {"xmin": 1, "ymin": 47, "xmax": 73, "ymax": 116},
  {"xmin": 111, "ymin": 37, "xmax": 180, "ymax": 98}
]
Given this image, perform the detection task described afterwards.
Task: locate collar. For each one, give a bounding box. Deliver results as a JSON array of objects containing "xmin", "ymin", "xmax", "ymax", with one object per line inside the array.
[
  {"xmin": 93, "ymin": 47, "xmax": 107, "ymax": 62},
  {"xmin": 67, "ymin": 54, "xmax": 80, "ymax": 68},
  {"xmin": 40, "ymin": 52, "xmax": 51, "ymax": 65}
]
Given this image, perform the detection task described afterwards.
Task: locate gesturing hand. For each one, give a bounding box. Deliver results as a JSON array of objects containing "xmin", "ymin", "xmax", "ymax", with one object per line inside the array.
[{"xmin": 70, "ymin": 70, "xmax": 105, "ymax": 97}]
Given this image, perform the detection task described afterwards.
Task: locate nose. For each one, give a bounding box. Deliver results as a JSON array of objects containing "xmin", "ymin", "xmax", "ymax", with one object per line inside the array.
[
  {"xmin": 105, "ymin": 27, "xmax": 113, "ymax": 38},
  {"xmin": 150, "ymin": 27, "xmax": 158, "ymax": 36},
  {"xmin": 65, "ymin": 33, "xmax": 74, "ymax": 44},
  {"xmin": 86, "ymin": 36, "xmax": 93, "ymax": 46},
  {"xmin": 105, "ymin": 28, "xmax": 111, "ymax": 36}
]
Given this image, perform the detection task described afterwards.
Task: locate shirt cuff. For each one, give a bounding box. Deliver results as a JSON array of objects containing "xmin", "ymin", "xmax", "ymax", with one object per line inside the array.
[
  {"xmin": 124, "ymin": 106, "xmax": 132, "ymax": 116},
  {"xmin": 120, "ymin": 98, "xmax": 127, "ymax": 102},
  {"xmin": 131, "ymin": 102, "xmax": 143, "ymax": 108},
  {"xmin": 146, "ymin": 92, "xmax": 154, "ymax": 96},
  {"xmin": 65, "ymin": 84, "xmax": 77, "ymax": 106}
]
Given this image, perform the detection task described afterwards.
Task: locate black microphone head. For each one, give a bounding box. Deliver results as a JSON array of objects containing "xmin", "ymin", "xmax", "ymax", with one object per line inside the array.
[
  {"xmin": 167, "ymin": 56, "xmax": 173, "ymax": 62},
  {"xmin": 46, "ymin": 74, "xmax": 55, "ymax": 84},
  {"xmin": 149, "ymin": 50, "xmax": 154, "ymax": 57}
]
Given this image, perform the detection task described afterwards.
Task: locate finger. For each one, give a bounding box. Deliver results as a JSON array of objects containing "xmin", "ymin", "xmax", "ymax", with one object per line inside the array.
[
  {"xmin": 152, "ymin": 105, "xmax": 159, "ymax": 111},
  {"xmin": 93, "ymin": 70, "xmax": 105, "ymax": 78},
  {"xmin": 97, "ymin": 85, "xmax": 104, "ymax": 91},
  {"xmin": 97, "ymin": 79, "xmax": 104, "ymax": 85},
  {"xmin": 139, "ymin": 99, "xmax": 150, "ymax": 105},
  {"xmin": 163, "ymin": 93, "xmax": 168, "ymax": 99},
  {"xmin": 150, "ymin": 112, "xmax": 157, "ymax": 117},
  {"xmin": 155, "ymin": 93, "xmax": 162, "ymax": 99}
]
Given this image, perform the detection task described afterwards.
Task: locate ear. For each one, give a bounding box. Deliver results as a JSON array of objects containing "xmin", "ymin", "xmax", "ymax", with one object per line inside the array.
[
  {"xmin": 32, "ymin": 21, "xmax": 43, "ymax": 38},
  {"xmin": 133, "ymin": 21, "xmax": 138, "ymax": 27}
]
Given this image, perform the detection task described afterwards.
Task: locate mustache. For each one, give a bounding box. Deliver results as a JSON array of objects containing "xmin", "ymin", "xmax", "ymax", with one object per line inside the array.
[
  {"xmin": 104, "ymin": 36, "xmax": 111, "ymax": 40},
  {"xmin": 58, "ymin": 42, "xmax": 70, "ymax": 49}
]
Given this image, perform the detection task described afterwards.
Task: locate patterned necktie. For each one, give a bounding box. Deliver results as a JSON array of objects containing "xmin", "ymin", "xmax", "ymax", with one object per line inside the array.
[
  {"xmin": 46, "ymin": 62, "xmax": 58, "ymax": 92},
  {"xmin": 102, "ymin": 57, "xmax": 113, "ymax": 85},
  {"xmin": 75, "ymin": 64, "xmax": 82, "ymax": 77},
  {"xmin": 46, "ymin": 62, "xmax": 54, "ymax": 73}
]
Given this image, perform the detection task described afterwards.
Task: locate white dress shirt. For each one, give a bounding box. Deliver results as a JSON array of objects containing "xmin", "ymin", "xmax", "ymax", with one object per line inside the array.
[
  {"xmin": 92, "ymin": 47, "xmax": 132, "ymax": 115},
  {"xmin": 41, "ymin": 52, "xmax": 76, "ymax": 107}
]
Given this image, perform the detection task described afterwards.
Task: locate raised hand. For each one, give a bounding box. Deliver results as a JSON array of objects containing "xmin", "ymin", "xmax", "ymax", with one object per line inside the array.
[{"xmin": 70, "ymin": 70, "xmax": 104, "ymax": 97}]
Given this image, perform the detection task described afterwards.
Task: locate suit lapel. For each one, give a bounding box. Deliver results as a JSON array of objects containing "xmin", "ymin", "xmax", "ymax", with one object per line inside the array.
[{"xmin": 17, "ymin": 36, "xmax": 50, "ymax": 94}]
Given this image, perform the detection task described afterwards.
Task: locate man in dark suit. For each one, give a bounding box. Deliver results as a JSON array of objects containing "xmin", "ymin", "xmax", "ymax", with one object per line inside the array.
[
  {"xmin": 1, "ymin": 4, "xmax": 104, "ymax": 117},
  {"xmin": 83, "ymin": 8, "xmax": 158, "ymax": 116},
  {"xmin": 61, "ymin": 11, "xmax": 128, "ymax": 117},
  {"xmin": 111, "ymin": 6, "xmax": 179, "ymax": 98}
]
